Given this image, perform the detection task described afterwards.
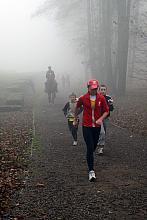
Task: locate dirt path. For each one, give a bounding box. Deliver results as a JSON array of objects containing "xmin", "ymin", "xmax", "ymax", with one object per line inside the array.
[{"xmin": 10, "ymin": 97, "xmax": 147, "ymax": 220}]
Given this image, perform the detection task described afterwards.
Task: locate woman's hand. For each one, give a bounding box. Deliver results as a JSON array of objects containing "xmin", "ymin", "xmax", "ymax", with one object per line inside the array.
[{"xmin": 96, "ymin": 118, "xmax": 103, "ymax": 126}]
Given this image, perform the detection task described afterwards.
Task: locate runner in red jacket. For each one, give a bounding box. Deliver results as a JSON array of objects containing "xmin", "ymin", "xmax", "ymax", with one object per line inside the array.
[{"xmin": 74, "ymin": 79, "xmax": 109, "ymax": 182}]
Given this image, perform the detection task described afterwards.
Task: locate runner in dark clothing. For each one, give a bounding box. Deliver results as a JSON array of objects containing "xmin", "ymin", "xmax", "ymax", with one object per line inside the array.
[{"xmin": 98, "ymin": 84, "xmax": 114, "ymax": 155}]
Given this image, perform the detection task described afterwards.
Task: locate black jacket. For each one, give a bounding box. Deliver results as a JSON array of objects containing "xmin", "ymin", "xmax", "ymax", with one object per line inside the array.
[{"xmin": 104, "ymin": 95, "xmax": 114, "ymax": 117}]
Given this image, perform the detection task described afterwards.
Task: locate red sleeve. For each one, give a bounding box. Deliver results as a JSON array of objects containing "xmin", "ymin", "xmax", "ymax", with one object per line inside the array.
[
  {"xmin": 101, "ymin": 96, "xmax": 109, "ymax": 113},
  {"xmin": 76, "ymin": 96, "xmax": 83, "ymax": 108}
]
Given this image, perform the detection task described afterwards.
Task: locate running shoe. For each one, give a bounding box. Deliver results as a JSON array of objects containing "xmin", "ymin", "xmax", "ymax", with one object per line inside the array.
[
  {"xmin": 89, "ymin": 170, "xmax": 96, "ymax": 182},
  {"xmin": 98, "ymin": 147, "xmax": 104, "ymax": 155},
  {"xmin": 73, "ymin": 141, "xmax": 78, "ymax": 146}
]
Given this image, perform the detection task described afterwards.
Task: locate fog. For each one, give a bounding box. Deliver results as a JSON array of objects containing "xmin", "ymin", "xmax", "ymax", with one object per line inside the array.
[
  {"xmin": 0, "ymin": 0, "xmax": 147, "ymax": 95},
  {"xmin": 0, "ymin": 0, "xmax": 83, "ymax": 75}
]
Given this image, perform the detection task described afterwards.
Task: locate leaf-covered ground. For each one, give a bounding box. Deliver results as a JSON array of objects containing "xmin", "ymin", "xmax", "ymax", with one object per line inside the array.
[
  {"xmin": 0, "ymin": 110, "xmax": 33, "ymax": 218},
  {"xmin": 111, "ymin": 89, "xmax": 147, "ymax": 136},
  {"xmin": 1, "ymin": 90, "xmax": 147, "ymax": 219}
]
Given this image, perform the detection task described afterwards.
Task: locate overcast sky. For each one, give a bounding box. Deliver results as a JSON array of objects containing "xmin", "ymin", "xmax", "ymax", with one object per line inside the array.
[{"xmin": 0, "ymin": 0, "xmax": 83, "ymax": 75}]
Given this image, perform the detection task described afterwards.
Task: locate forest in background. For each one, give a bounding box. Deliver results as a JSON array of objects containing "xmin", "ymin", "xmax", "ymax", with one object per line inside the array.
[{"xmin": 35, "ymin": 0, "xmax": 147, "ymax": 95}]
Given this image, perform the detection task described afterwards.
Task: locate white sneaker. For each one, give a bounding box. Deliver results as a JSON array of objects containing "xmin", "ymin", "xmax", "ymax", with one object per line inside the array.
[
  {"xmin": 73, "ymin": 141, "xmax": 78, "ymax": 146},
  {"xmin": 89, "ymin": 170, "xmax": 96, "ymax": 182},
  {"xmin": 98, "ymin": 147, "xmax": 104, "ymax": 155}
]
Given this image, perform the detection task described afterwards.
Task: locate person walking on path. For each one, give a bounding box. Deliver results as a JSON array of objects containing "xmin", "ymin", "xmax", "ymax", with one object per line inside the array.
[
  {"xmin": 63, "ymin": 93, "xmax": 82, "ymax": 146},
  {"xmin": 74, "ymin": 79, "xmax": 109, "ymax": 182},
  {"xmin": 97, "ymin": 84, "xmax": 114, "ymax": 155}
]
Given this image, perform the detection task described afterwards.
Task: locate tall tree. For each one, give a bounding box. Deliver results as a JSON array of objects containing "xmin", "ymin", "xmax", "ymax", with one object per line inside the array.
[
  {"xmin": 117, "ymin": 0, "xmax": 132, "ymax": 95},
  {"xmin": 103, "ymin": 0, "xmax": 114, "ymax": 91},
  {"xmin": 36, "ymin": 0, "xmax": 134, "ymax": 94}
]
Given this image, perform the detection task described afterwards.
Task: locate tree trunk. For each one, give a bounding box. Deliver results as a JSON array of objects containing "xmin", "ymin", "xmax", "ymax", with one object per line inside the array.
[
  {"xmin": 128, "ymin": 0, "xmax": 140, "ymax": 76},
  {"xmin": 103, "ymin": 0, "xmax": 115, "ymax": 92},
  {"xmin": 87, "ymin": 0, "xmax": 96, "ymax": 78},
  {"xmin": 117, "ymin": 0, "xmax": 131, "ymax": 95}
]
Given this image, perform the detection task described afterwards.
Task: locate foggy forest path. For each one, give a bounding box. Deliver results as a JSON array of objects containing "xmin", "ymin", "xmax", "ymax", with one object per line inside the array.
[{"xmin": 11, "ymin": 96, "xmax": 147, "ymax": 220}]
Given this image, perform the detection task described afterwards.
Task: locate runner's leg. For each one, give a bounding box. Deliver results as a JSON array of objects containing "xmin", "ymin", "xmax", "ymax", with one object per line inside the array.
[
  {"xmin": 82, "ymin": 127, "xmax": 94, "ymax": 171},
  {"xmin": 93, "ymin": 127, "xmax": 101, "ymax": 151}
]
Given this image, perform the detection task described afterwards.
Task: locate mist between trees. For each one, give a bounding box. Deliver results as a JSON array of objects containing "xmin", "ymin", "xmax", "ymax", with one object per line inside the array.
[{"xmin": 36, "ymin": 0, "xmax": 147, "ymax": 95}]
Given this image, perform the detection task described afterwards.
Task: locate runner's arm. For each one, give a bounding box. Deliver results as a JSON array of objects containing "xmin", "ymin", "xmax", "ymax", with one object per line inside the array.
[
  {"xmin": 74, "ymin": 97, "xmax": 83, "ymax": 123},
  {"xmin": 96, "ymin": 97, "xmax": 109, "ymax": 125},
  {"xmin": 62, "ymin": 102, "xmax": 69, "ymax": 117},
  {"xmin": 108, "ymin": 98, "xmax": 114, "ymax": 111}
]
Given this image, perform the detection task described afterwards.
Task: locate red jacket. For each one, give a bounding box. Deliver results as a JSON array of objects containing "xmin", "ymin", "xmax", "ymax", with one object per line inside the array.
[{"xmin": 77, "ymin": 92, "xmax": 109, "ymax": 127}]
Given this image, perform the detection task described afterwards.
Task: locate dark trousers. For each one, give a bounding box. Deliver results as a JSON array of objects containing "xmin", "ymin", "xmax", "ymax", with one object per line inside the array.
[
  {"xmin": 68, "ymin": 121, "xmax": 78, "ymax": 141},
  {"xmin": 82, "ymin": 126, "xmax": 101, "ymax": 171}
]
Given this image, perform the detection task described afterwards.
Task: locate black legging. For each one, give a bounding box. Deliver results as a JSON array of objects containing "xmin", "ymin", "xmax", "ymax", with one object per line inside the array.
[
  {"xmin": 82, "ymin": 126, "xmax": 101, "ymax": 171},
  {"xmin": 68, "ymin": 121, "xmax": 78, "ymax": 141}
]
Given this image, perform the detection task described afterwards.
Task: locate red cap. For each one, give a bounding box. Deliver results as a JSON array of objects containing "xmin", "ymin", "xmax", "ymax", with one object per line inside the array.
[{"xmin": 87, "ymin": 79, "xmax": 99, "ymax": 89}]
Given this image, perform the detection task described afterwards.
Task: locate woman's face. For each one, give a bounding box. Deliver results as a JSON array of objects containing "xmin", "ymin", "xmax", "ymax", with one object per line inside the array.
[{"xmin": 88, "ymin": 87, "xmax": 98, "ymax": 96}]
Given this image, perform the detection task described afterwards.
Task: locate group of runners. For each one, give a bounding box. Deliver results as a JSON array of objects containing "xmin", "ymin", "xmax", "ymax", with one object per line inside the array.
[
  {"xmin": 45, "ymin": 66, "xmax": 114, "ymax": 182},
  {"xmin": 63, "ymin": 79, "xmax": 114, "ymax": 182}
]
